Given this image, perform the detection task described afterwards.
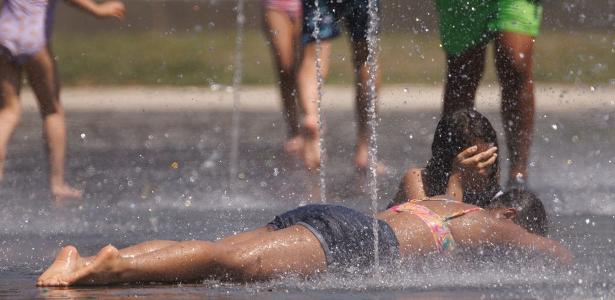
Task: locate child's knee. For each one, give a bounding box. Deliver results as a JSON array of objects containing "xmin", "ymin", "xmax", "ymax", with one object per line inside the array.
[{"xmin": 0, "ymin": 99, "xmax": 21, "ymax": 119}]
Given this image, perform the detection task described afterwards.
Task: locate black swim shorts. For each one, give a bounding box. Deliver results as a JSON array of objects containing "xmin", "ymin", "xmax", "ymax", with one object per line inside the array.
[{"xmin": 268, "ymin": 204, "xmax": 399, "ymax": 271}]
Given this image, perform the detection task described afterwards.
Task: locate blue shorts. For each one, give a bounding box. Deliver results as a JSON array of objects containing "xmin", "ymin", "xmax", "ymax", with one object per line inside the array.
[
  {"xmin": 268, "ymin": 204, "xmax": 399, "ymax": 271},
  {"xmin": 301, "ymin": 0, "xmax": 379, "ymax": 45}
]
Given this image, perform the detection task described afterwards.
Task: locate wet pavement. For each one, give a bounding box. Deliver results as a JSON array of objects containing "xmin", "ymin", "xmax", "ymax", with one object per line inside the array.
[{"xmin": 1, "ymin": 103, "xmax": 614, "ymax": 299}]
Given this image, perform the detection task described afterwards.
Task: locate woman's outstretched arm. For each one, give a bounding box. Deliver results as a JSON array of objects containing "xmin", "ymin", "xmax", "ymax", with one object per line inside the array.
[{"xmin": 491, "ymin": 222, "xmax": 574, "ymax": 265}]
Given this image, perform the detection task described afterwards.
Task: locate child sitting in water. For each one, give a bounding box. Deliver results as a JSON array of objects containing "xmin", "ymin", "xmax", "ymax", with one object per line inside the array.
[{"xmin": 0, "ymin": 0, "xmax": 125, "ymax": 200}]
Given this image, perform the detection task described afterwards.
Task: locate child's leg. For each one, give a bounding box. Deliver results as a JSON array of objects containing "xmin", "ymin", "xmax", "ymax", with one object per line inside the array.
[
  {"xmin": 296, "ymin": 41, "xmax": 332, "ymax": 170},
  {"xmin": 495, "ymin": 32, "xmax": 535, "ymax": 185},
  {"xmin": 441, "ymin": 45, "xmax": 487, "ymax": 116},
  {"xmin": 0, "ymin": 54, "xmax": 22, "ymax": 182},
  {"xmin": 264, "ymin": 9, "xmax": 303, "ymax": 155},
  {"xmin": 349, "ymin": 38, "xmax": 381, "ymax": 170},
  {"xmin": 23, "ymin": 47, "xmax": 81, "ymax": 200},
  {"xmin": 37, "ymin": 225, "xmax": 326, "ymax": 286},
  {"xmin": 114, "ymin": 240, "xmax": 179, "ymax": 258}
]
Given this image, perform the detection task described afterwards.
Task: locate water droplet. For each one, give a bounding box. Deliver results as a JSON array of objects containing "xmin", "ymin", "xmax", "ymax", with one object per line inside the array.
[
  {"xmin": 80, "ymin": 133, "xmax": 86, "ymax": 139},
  {"xmin": 551, "ymin": 124, "xmax": 558, "ymax": 130}
]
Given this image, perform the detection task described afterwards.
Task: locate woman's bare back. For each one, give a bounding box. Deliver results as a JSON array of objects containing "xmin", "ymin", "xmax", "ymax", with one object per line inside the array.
[{"xmin": 377, "ymin": 200, "xmax": 496, "ymax": 258}]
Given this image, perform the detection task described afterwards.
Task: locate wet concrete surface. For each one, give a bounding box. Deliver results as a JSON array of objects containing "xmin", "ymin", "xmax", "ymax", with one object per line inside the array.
[{"xmin": 1, "ymin": 107, "xmax": 614, "ymax": 299}]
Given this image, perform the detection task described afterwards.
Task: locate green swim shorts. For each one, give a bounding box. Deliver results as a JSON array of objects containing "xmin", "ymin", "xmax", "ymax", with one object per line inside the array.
[{"xmin": 436, "ymin": 0, "xmax": 543, "ymax": 56}]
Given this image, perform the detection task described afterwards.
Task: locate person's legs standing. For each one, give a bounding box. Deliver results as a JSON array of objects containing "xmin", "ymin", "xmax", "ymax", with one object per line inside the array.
[
  {"xmin": 0, "ymin": 52, "xmax": 22, "ymax": 182},
  {"xmin": 296, "ymin": 0, "xmax": 337, "ymax": 171},
  {"xmin": 24, "ymin": 47, "xmax": 81, "ymax": 200},
  {"xmin": 263, "ymin": 7, "xmax": 303, "ymax": 155},
  {"xmin": 492, "ymin": 0, "xmax": 541, "ymax": 186},
  {"xmin": 442, "ymin": 46, "xmax": 487, "ymax": 116},
  {"xmin": 297, "ymin": 41, "xmax": 332, "ymax": 170},
  {"xmin": 345, "ymin": 0, "xmax": 381, "ymax": 171},
  {"xmin": 495, "ymin": 32, "xmax": 535, "ymax": 185}
]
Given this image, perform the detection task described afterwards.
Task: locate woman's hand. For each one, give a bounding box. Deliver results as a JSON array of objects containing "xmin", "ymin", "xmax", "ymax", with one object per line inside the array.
[
  {"xmin": 452, "ymin": 145, "xmax": 498, "ymax": 177},
  {"xmin": 95, "ymin": 1, "xmax": 125, "ymax": 20}
]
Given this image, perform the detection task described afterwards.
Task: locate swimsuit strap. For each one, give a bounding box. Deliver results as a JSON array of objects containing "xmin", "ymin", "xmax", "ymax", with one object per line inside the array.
[
  {"xmin": 407, "ymin": 197, "xmax": 454, "ymax": 203},
  {"xmin": 443, "ymin": 207, "xmax": 484, "ymax": 222}
]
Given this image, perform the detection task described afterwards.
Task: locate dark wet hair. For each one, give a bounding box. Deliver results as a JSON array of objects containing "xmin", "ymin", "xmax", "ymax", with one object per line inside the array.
[
  {"xmin": 488, "ymin": 188, "xmax": 548, "ymax": 235},
  {"xmin": 423, "ymin": 108, "xmax": 500, "ymax": 206}
]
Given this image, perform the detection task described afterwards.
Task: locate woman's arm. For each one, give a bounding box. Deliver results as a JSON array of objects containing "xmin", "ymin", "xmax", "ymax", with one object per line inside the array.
[
  {"xmin": 389, "ymin": 168, "xmax": 426, "ymax": 208},
  {"xmin": 492, "ymin": 222, "xmax": 574, "ymax": 265},
  {"xmin": 64, "ymin": 0, "xmax": 125, "ymax": 19}
]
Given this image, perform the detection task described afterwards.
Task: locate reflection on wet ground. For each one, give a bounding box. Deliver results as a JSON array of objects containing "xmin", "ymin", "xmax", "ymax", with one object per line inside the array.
[{"xmin": 1, "ymin": 109, "xmax": 614, "ymax": 299}]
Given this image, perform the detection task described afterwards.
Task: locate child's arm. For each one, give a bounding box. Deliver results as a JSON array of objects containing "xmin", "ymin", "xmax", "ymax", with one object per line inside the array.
[
  {"xmin": 492, "ymin": 221, "xmax": 574, "ymax": 265},
  {"xmin": 64, "ymin": 0, "xmax": 125, "ymax": 20}
]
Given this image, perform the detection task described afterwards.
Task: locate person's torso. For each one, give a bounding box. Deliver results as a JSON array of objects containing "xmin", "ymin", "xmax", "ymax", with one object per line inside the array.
[{"xmin": 377, "ymin": 200, "xmax": 492, "ymax": 258}]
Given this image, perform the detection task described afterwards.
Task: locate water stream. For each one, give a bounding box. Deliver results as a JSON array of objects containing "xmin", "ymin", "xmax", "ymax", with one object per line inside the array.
[
  {"xmin": 229, "ymin": 0, "xmax": 245, "ymax": 199},
  {"xmin": 311, "ymin": 0, "xmax": 327, "ymax": 203},
  {"xmin": 366, "ymin": 0, "xmax": 381, "ymax": 272}
]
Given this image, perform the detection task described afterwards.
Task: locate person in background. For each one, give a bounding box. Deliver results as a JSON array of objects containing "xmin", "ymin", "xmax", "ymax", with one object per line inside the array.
[
  {"xmin": 262, "ymin": 0, "xmax": 304, "ymax": 156},
  {"xmin": 296, "ymin": 0, "xmax": 380, "ymax": 172},
  {"xmin": 435, "ymin": 0, "xmax": 542, "ymax": 189},
  {"xmin": 0, "ymin": 0, "xmax": 125, "ymax": 200}
]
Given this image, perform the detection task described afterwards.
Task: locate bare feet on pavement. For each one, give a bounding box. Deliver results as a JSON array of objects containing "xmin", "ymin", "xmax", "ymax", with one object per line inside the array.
[
  {"xmin": 283, "ymin": 135, "xmax": 304, "ymax": 157},
  {"xmin": 354, "ymin": 139, "xmax": 386, "ymax": 175},
  {"xmin": 37, "ymin": 245, "xmax": 121, "ymax": 287},
  {"xmin": 51, "ymin": 183, "xmax": 83, "ymax": 201},
  {"xmin": 301, "ymin": 115, "xmax": 321, "ymax": 171}
]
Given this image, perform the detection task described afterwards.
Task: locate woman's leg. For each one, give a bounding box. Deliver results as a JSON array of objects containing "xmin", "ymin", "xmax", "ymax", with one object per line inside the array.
[
  {"xmin": 441, "ymin": 45, "xmax": 487, "ymax": 116},
  {"xmin": 0, "ymin": 54, "xmax": 22, "ymax": 182},
  {"xmin": 37, "ymin": 225, "xmax": 326, "ymax": 286},
  {"xmin": 263, "ymin": 9, "xmax": 303, "ymax": 155},
  {"xmin": 23, "ymin": 47, "xmax": 81, "ymax": 200},
  {"xmin": 495, "ymin": 32, "xmax": 535, "ymax": 185},
  {"xmin": 296, "ymin": 41, "xmax": 332, "ymax": 171}
]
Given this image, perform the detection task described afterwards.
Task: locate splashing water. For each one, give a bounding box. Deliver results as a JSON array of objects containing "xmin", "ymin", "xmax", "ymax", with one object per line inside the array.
[
  {"xmin": 312, "ymin": 0, "xmax": 327, "ymax": 203},
  {"xmin": 229, "ymin": 0, "xmax": 245, "ymax": 199},
  {"xmin": 366, "ymin": 0, "xmax": 381, "ymax": 272}
]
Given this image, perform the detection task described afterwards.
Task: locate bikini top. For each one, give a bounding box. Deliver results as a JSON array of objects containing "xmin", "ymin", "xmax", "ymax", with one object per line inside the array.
[{"xmin": 389, "ymin": 198, "xmax": 483, "ymax": 254}]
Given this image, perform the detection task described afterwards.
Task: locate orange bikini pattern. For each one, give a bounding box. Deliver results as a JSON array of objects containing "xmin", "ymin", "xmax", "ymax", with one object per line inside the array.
[{"xmin": 390, "ymin": 199, "xmax": 483, "ymax": 253}]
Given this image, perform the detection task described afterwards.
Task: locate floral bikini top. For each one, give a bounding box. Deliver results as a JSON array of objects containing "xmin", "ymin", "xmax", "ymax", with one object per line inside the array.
[{"xmin": 389, "ymin": 198, "xmax": 483, "ymax": 254}]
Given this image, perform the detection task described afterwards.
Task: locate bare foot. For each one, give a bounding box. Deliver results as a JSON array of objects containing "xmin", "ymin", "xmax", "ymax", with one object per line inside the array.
[
  {"xmin": 283, "ymin": 135, "xmax": 304, "ymax": 157},
  {"xmin": 38, "ymin": 245, "xmax": 121, "ymax": 286},
  {"xmin": 37, "ymin": 245, "xmax": 84, "ymax": 287},
  {"xmin": 301, "ymin": 116, "xmax": 321, "ymax": 171},
  {"xmin": 354, "ymin": 141, "xmax": 386, "ymax": 175},
  {"xmin": 51, "ymin": 183, "xmax": 82, "ymax": 201}
]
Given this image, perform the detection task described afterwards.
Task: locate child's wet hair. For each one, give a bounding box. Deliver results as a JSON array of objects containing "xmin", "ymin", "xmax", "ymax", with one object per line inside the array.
[
  {"xmin": 423, "ymin": 108, "xmax": 500, "ymax": 206},
  {"xmin": 488, "ymin": 188, "xmax": 548, "ymax": 236}
]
